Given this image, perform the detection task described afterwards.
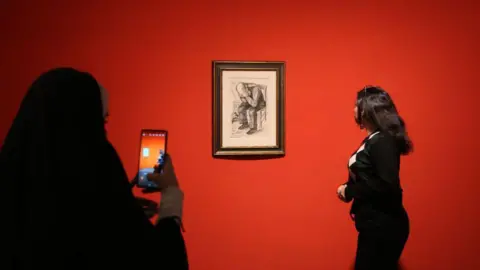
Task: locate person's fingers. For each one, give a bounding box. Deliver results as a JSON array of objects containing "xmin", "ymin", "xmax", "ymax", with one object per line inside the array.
[
  {"xmin": 146, "ymin": 172, "xmax": 162, "ymax": 182},
  {"xmin": 162, "ymin": 154, "xmax": 171, "ymax": 168},
  {"xmin": 163, "ymin": 154, "xmax": 176, "ymax": 175}
]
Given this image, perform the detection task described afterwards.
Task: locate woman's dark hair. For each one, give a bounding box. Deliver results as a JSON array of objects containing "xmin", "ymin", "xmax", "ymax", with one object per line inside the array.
[{"xmin": 356, "ymin": 86, "xmax": 413, "ymax": 155}]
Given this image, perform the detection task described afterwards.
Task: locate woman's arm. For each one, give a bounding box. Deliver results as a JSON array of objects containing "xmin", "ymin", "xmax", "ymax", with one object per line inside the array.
[
  {"xmin": 344, "ymin": 134, "xmax": 400, "ymax": 201},
  {"xmin": 154, "ymin": 186, "xmax": 188, "ymax": 269},
  {"xmin": 102, "ymin": 144, "xmax": 188, "ymax": 268},
  {"xmin": 145, "ymin": 156, "xmax": 189, "ymax": 269},
  {"xmin": 154, "ymin": 218, "xmax": 188, "ymax": 269},
  {"xmin": 340, "ymin": 176, "xmax": 355, "ymax": 202}
]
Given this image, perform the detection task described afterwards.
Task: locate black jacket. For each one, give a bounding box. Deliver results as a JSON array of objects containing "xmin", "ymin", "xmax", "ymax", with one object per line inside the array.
[{"xmin": 345, "ymin": 131, "xmax": 408, "ymax": 231}]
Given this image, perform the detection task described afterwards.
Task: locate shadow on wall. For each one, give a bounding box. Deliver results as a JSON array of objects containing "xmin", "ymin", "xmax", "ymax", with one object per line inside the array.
[{"xmin": 348, "ymin": 260, "xmax": 406, "ymax": 270}]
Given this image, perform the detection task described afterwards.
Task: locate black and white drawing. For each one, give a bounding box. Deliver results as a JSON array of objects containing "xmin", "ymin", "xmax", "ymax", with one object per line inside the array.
[
  {"xmin": 212, "ymin": 61, "xmax": 285, "ymax": 156},
  {"xmin": 231, "ymin": 82, "xmax": 267, "ymax": 136}
]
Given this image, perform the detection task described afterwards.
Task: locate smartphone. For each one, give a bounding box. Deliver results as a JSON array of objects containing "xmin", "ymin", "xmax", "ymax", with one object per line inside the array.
[{"xmin": 136, "ymin": 129, "xmax": 168, "ymax": 189}]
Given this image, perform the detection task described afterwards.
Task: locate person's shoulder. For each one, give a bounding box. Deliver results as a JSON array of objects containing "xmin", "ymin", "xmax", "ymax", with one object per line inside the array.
[{"xmin": 367, "ymin": 131, "xmax": 396, "ymax": 149}]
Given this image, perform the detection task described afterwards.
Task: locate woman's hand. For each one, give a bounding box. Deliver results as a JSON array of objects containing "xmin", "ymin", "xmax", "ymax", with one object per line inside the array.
[
  {"xmin": 146, "ymin": 154, "xmax": 178, "ymax": 191},
  {"xmin": 148, "ymin": 154, "xmax": 184, "ymax": 220},
  {"xmin": 337, "ymin": 184, "xmax": 347, "ymax": 202},
  {"xmin": 135, "ymin": 197, "xmax": 158, "ymax": 218}
]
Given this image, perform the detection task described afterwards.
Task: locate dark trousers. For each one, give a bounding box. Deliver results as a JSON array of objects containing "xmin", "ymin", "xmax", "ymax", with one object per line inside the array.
[
  {"xmin": 237, "ymin": 102, "xmax": 266, "ymax": 128},
  {"xmin": 237, "ymin": 102, "xmax": 250, "ymax": 125},
  {"xmin": 355, "ymin": 223, "xmax": 409, "ymax": 270}
]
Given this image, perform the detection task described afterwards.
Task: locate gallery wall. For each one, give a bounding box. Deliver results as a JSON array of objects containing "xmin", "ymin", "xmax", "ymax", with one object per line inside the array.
[{"xmin": 1, "ymin": 1, "xmax": 479, "ymax": 269}]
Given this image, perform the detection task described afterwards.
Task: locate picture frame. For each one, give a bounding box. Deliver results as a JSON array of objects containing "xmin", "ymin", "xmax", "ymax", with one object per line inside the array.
[{"xmin": 212, "ymin": 61, "xmax": 285, "ymax": 157}]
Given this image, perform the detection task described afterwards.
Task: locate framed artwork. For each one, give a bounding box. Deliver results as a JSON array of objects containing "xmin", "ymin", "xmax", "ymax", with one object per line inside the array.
[{"xmin": 212, "ymin": 61, "xmax": 285, "ymax": 157}]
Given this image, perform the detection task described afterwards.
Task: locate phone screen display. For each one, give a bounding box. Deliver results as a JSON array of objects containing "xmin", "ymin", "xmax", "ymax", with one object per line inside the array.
[{"xmin": 137, "ymin": 130, "xmax": 167, "ymax": 189}]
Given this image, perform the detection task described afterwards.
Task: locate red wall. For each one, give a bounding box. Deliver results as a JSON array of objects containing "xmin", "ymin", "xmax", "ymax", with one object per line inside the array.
[{"xmin": 1, "ymin": 1, "xmax": 479, "ymax": 269}]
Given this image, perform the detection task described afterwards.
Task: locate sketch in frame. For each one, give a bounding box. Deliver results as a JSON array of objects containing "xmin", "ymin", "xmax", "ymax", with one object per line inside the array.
[
  {"xmin": 231, "ymin": 82, "xmax": 267, "ymax": 136},
  {"xmin": 212, "ymin": 61, "xmax": 285, "ymax": 156}
]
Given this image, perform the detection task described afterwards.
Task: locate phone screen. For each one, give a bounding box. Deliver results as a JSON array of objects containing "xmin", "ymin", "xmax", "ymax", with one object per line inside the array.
[{"xmin": 137, "ymin": 130, "xmax": 167, "ymax": 189}]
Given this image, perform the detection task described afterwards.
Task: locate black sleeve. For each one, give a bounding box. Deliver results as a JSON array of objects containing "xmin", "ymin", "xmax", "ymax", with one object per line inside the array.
[
  {"xmin": 343, "ymin": 175, "xmax": 355, "ymax": 203},
  {"xmin": 345, "ymin": 135, "xmax": 400, "ymax": 201},
  {"xmin": 154, "ymin": 218, "xmax": 189, "ymax": 270}
]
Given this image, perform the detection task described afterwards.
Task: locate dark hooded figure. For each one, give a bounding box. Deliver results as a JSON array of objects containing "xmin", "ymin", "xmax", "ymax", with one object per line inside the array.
[{"xmin": 0, "ymin": 68, "xmax": 188, "ymax": 269}]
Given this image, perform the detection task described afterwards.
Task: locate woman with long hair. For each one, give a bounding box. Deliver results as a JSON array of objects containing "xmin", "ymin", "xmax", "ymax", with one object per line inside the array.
[{"xmin": 337, "ymin": 86, "xmax": 412, "ymax": 270}]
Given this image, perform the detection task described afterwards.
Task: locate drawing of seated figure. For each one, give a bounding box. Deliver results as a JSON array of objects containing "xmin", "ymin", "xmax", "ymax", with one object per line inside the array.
[
  {"xmin": 234, "ymin": 82, "xmax": 266, "ymax": 135},
  {"xmin": 248, "ymin": 105, "xmax": 266, "ymax": 130}
]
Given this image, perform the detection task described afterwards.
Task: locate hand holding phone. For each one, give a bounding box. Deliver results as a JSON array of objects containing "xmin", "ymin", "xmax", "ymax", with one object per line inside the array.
[{"xmin": 146, "ymin": 154, "xmax": 178, "ymax": 191}]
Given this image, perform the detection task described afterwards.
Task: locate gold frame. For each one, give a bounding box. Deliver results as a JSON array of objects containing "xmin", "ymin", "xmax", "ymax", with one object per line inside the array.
[{"xmin": 212, "ymin": 61, "xmax": 285, "ymax": 157}]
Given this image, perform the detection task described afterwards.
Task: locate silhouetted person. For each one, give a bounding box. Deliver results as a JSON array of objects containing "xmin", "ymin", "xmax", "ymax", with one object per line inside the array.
[
  {"xmin": 337, "ymin": 86, "xmax": 411, "ymax": 270},
  {"xmin": 0, "ymin": 68, "xmax": 188, "ymax": 269}
]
